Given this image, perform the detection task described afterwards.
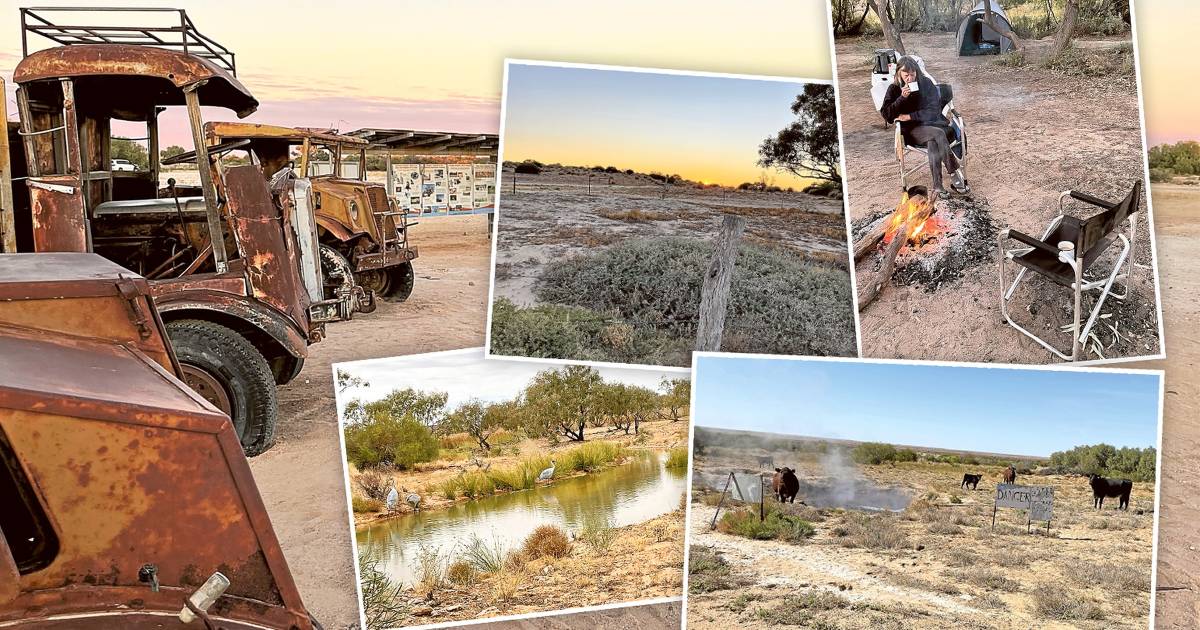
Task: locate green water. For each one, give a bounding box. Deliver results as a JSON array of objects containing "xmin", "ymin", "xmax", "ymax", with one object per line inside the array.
[{"xmin": 356, "ymin": 450, "xmax": 685, "ymax": 586}]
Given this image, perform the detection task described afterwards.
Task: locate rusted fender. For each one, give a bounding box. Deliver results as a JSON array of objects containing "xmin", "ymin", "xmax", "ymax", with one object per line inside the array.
[{"xmin": 151, "ymin": 289, "xmax": 309, "ymax": 361}]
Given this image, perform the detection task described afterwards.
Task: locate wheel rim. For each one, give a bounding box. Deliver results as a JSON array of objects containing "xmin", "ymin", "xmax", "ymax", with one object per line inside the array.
[
  {"xmin": 180, "ymin": 363, "xmax": 236, "ymax": 423},
  {"xmin": 357, "ymin": 269, "xmax": 391, "ymax": 295}
]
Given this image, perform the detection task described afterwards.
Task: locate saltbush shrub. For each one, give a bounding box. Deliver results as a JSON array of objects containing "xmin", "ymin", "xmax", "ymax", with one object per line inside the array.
[
  {"xmin": 344, "ymin": 415, "xmax": 439, "ymax": 470},
  {"xmin": 514, "ymin": 161, "xmax": 542, "ymax": 175},
  {"xmin": 522, "ymin": 525, "xmax": 572, "ymax": 559},
  {"xmin": 534, "ymin": 237, "xmax": 856, "ymax": 359}
]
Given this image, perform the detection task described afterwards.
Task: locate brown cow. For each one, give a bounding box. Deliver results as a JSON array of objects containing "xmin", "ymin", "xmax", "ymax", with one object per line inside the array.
[
  {"xmin": 1002, "ymin": 465, "xmax": 1016, "ymax": 484},
  {"xmin": 772, "ymin": 467, "xmax": 800, "ymax": 503}
]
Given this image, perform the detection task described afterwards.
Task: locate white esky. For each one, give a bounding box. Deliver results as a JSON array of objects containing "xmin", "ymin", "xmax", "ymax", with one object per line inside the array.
[{"xmin": 334, "ymin": 348, "xmax": 686, "ymax": 417}]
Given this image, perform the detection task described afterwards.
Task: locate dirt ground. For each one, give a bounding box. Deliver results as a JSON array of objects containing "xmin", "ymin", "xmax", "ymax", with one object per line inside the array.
[
  {"xmin": 838, "ymin": 33, "xmax": 1160, "ymax": 363},
  {"xmin": 688, "ymin": 446, "xmax": 1155, "ymax": 629},
  {"xmin": 1133, "ymin": 183, "xmax": 1200, "ymax": 628},
  {"xmin": 493, "ymin": 164, "xmax": 850, "ymax": 305},
  {"xmin": 386, "ymin": 508, "xmax": 685, "ymax": 627},
  {"xmin": 247, "ymin": 214, "xmax": 493, "ymax": 629},
  {"xmin": 350, "ymin": 418, "xmax": 689, "ymax": 522}
]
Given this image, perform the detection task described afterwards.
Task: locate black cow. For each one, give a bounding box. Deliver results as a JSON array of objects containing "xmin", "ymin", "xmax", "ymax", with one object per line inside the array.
[
  {"xmin": 1089, "ymin": 474, "xmax": 1133, "ymax": 510},
  {"xmin": 961, "ymin": 473, "xmax": 982, "ymax": 490},
  {"xmin": 773, "ymin": 467, "xmax": 800, "ymax": 503}
]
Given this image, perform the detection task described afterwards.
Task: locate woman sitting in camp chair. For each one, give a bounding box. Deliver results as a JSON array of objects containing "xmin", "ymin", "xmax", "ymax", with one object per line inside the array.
[{"xmin": 880, "ymin": 56, "xmax": 969, "ymax": 199}]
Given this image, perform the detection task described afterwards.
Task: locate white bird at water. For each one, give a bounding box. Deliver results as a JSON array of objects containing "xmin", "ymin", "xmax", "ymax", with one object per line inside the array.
[
  {"xmin": 538, "ymin": 459, "xmax": 557, "ymax": 482},
  {"xmin": 385, "ymin": 482, "xmax": 398, "ymax": 512}
]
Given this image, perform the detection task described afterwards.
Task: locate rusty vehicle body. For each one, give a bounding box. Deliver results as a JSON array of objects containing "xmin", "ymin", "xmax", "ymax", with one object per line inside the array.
[
  {"xmin": 0, "ymin": 252, "xmax": 317, "ymax": 629},
  {"xmin": 207, "ymin": 121, "xmax": 419, "ymax": 303},
  {"xmin": 2, "ymin": 7, "xmax": 350, "ymax": 456}
]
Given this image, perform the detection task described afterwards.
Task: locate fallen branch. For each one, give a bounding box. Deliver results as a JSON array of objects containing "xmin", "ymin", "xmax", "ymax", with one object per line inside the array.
[{"xmin": 856, "ymin": 199, "xmax": 934, "ymax": 312}]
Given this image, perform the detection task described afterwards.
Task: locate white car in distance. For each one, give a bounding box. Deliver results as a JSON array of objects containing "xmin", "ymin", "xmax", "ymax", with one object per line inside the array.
[{"xmin": 111, "ymin": 158, "xmax": 138, "ymax": 172}]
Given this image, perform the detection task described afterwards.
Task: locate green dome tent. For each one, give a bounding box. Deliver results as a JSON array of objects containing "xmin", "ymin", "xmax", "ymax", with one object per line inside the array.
[{"xmin": 957, "ymin": 1, "xmax": 1016, "ymax": 56}]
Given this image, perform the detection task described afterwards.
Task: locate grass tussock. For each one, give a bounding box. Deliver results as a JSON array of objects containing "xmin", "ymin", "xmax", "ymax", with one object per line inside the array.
[
  {"xmin": 753, "ymin": 590, "xmax": 853, "ymax": 625},
  {"xmin": 1071, "ymin": 562, "xmax": 1150, "ymax": 592},
  {"xmin": 665, "ymin": 446, "xmax": 689, "ymax": 470},
  {"xmin": 717, "ymin": 505, "xmax": 815, "ymax": 543},
  {"xmin": 522, "ymin": 525, "xmax": 572, "ymax": 560},
  {"xmin": 461, "ymin": 535, "xmax": 506, "ymax": 574},
  {"xmin": 439, "ymin": 442, "xmax": 627, "ymax": 500},
  {"xmin": 352, "ymin": 496, "xmax": 383, "ymax": 513},
  {"xmin": 831, "ymin": 512, "xmax": 909, "ymax": 550},
  {"xmin": 688, "ymin": 545, "xmax": 748, "ymax": 594},
  {"xmin": 446, "ymin": 560, "xmax": 476, "ymax": 586},
  {"xmin": 597, "ymin": 208, "xmax": 676, "ymax": 222},
  {"xmin": 1033, "ymin": 584, "xmax": 1106, "ymax": 621},
  {"xmin": 952, "ymin": 568, "xmax": 1020, "ymax": 591}
]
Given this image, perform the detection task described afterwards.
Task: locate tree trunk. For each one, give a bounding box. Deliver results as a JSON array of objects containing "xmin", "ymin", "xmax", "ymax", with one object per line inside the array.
[
  {"xmin": 695, "ymin": 215, "xmax": 747, "ymax": 352},
  {"xmin": 982, "ymin": 0, "xmax": 1022, "ymax": 50},
  {"xmin": 1051, "ymin": 0, "xmax": 1079, "ymax": 59},
  {"xmin": 867, "ymin": 0, "xmax": 906, "ymax": 55}
]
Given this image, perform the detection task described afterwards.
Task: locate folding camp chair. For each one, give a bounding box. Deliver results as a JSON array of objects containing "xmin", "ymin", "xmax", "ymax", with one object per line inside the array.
[
  {"xmin": 896, "ymin": 82, "xmax": 968, "ymax": 190},
  {"xmin": 998, "ymin": 180, "xmax": 1142, "ymax": 361}
]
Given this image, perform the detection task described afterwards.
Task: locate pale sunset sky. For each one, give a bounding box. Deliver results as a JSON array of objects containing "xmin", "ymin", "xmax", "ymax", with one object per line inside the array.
[{"xmin": 1, "ymin": 1, "xmax": 1192, "ymax": 160}]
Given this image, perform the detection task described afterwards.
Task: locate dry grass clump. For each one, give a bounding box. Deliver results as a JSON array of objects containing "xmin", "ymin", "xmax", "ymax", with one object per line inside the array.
[
  {"xmin": 1071, "ymin": 561, "xmax": 1150, "ymax": 592},
  {"xmin": 414, "ymin": 546, "xmax": 444, "ymax": 595},
  {"xmin": 951, "ymin": 567, "xmax": 1020, "ymax": 591},
  {"xmin": 446, "ymin": 560, "xmax": 476, "ymax": 586},
  {"xmin": 973, "ymin": 591, "xmax": 1007, "ymax": 610},
  {"xmin": 752, "ymin": 590, "xmax": 853, "ymax": 625},
  {"xmin": 522, "ymin": 525, "xmax": 573, "ymax": 560},
  {"xmin": 597, "ymin": 208, "xmax": 676, "ymax": 222},
  {"xmin": 926, "ymin": 520, "xmax": 963, "ymax": 535},
  {"xmin": 352, "ymin": 496, "xmax": 383, "ymax": 513},
  {"xmin": 1032, "ymin": 584, "xmax": 1106, "ymax": 621},
  {"xmin": 892, "ymin": 573, "xmax": 961, "ymax": 596},
  {"xmin": 831, "ymin": 513, "xmax": 909, "ymax": 550},
  {"xmin": 490, "ymin": 568, "xmax": 523, "ymax": 604},
  {"xmin": 688, "ymin": 545, "xmax": 749, "ymax": 594}
]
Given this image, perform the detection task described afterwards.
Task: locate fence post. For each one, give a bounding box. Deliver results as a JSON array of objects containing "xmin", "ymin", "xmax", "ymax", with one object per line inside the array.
[{"xmin": 695, "ymin": 215, "xmax": 747, "ymax": 352}]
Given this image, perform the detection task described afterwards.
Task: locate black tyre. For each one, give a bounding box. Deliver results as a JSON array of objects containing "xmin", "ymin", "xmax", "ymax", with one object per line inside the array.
[
  {"xmin": 167, "ymin": 319, "xmax": 279, "ymax": 457},
  {"xmin": 384, "ymin": 261, "xmax": 415, "ymax": 301}
]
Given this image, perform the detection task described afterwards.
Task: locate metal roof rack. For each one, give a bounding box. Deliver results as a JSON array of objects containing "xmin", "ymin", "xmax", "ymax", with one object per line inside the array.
[{"xmin": 20, "ymin": 6, "xmax": 237, "ymax": 75}]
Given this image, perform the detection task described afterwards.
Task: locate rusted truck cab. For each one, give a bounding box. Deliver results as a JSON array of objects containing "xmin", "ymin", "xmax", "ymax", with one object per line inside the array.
[
  {"xmin": 4, "ymin": 8, "xmax": 344, "ymax": 455},
  {"xmin": 204, "ymin": 122, "xmax": 380, "ymax": 316},
  {"xmin": 208, "ymin": 121, "xmax": 418, "ymax": 304},
  {"xmin": 0, "ymin": 253, "xmax": 317, "ymax": 629}
]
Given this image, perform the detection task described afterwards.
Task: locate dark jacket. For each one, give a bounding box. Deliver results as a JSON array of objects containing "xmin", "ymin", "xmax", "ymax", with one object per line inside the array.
[{"xmin": 880, "ymin": 72, "xmax": 946, "ymax": 144}]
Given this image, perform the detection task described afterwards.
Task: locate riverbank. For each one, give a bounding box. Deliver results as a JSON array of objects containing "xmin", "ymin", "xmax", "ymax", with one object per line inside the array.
[
  {"xmin": 366, "ymin": 507, "xmax": 685, "ymax": 626},
  {"xmin": 351, "ymin": 417, "xmax": 689, "ymax": 524}
]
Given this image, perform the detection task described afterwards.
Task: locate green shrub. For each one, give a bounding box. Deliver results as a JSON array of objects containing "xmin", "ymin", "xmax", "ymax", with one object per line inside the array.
[
  {"xmin": 802, "ymin": 180, "xmax": 841, "ymax": 197},
  {"xmin": 852, "ymin": 442, "xmax": 897, "ymax": 465},
  {"xmin": 718, "ymin": 506, "xmax": 815, "ymax": 543},
  {"xmin": 1042, "ymin": 43, "xmax": 1135, "ymax": 80},
  {"xmin": 665, "ymin": 447, "xmax": 689, "ymax": 470},
  {"xmin": 514, "ymin": 160, "xmax": 542, "ymax": 175},
  {"xmin": 489, "ymin": 298, "xmax": 688, "ymax": 365},
  {"xmin": 688, "ymin": 545, "xmax": 745, "ymax": 594},
  {"xmin": 534, "ymin": 237, "xmax": 856, "ymax": 360},
  {"xmin": 344, "ymin": 414, "xmax": 439, "ymax": 470},
  {"xmin": 560, "ymin": 441, "xmax": 626, "ymax": 472},
  {"xmin": 1150, "ymin": 168, "xmax": 1175, "ymax": 183}
]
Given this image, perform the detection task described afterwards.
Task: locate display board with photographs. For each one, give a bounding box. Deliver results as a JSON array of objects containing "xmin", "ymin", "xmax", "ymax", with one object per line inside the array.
[{"xmin": 388, "ymin": 163, "xmax": 497, "ymax": 215}]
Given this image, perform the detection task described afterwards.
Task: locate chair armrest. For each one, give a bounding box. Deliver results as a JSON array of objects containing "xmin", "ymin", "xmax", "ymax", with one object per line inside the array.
[
  {"xmin": 1069, "ymin": 190, "xmax": 1117, "ymax": 211},
  {"xmin": 1004, "ymin": 229, "xmax": 1062, "ymax": 256}
]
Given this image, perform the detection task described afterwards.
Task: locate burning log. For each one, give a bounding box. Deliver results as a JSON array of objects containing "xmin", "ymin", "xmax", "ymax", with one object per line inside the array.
[{"xmin": 856, "ymin": 188, "xmax": 935, "ymax": 311}]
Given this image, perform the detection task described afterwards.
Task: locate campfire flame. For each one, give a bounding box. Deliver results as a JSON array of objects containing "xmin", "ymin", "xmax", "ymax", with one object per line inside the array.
[{"xmin": 883, "ymin": 192, "xmax": 942, "ymax": 246}]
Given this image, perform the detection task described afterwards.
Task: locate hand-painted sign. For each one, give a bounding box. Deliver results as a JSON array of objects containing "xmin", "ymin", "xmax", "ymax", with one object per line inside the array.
[{"xmin": 993, "ymin": 483, "xmax": 1055, "ymax": 531}]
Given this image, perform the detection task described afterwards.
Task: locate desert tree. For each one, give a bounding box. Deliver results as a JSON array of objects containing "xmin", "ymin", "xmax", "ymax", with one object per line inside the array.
[
  {"xmin": 343, "ymin": 387, "xmax": 448, "ymax": 430},
  {"xmin": 336, "ymin": 368, "xmax": 369, "ymax": 393},
  {"xmin": 1051, "ymin": 0, "xmax": 1080, "ymax": 58},
  {"xmin": 866, "ymin": 0, "xmax": 906, "ymax": 55},
  {"xmin": 758, "ymin": 84, "xmax": 842, "ymax": 185},
  {"xmin": 523, "ymin": 365, "xmax": 606, "ymax": 442},
  {"xmin": 602, "ymin": 383, "xmax": 659, "ymax": 435},
  {"xmin": 442, "ymin": 398, "xmax": 513, "ymax": 452},
  {"xmin": 981, "ymin": 0, "xmax": 1022, "ymax": 50},
  {"xmin": 831, "ymin": 0, "xmax": 870, "ymax": 36},
  {"xmin": 658, "ymin": 377, "xmax": 691, "ymax": 423}
]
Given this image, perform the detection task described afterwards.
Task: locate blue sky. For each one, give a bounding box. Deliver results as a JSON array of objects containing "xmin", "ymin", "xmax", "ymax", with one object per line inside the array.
[
  {"xmin": 693, "ymin": 356, "xmax": 1161, "ymax": 458},
  {"xmin": 503, "ymin": 63, "xmax": 822, "ymax": 187}
]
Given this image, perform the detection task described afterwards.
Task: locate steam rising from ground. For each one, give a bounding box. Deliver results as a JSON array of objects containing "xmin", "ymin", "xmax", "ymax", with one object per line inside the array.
[{"xmin": 801, "ymin": 448, "xmax": 912, "ymax": 512}]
